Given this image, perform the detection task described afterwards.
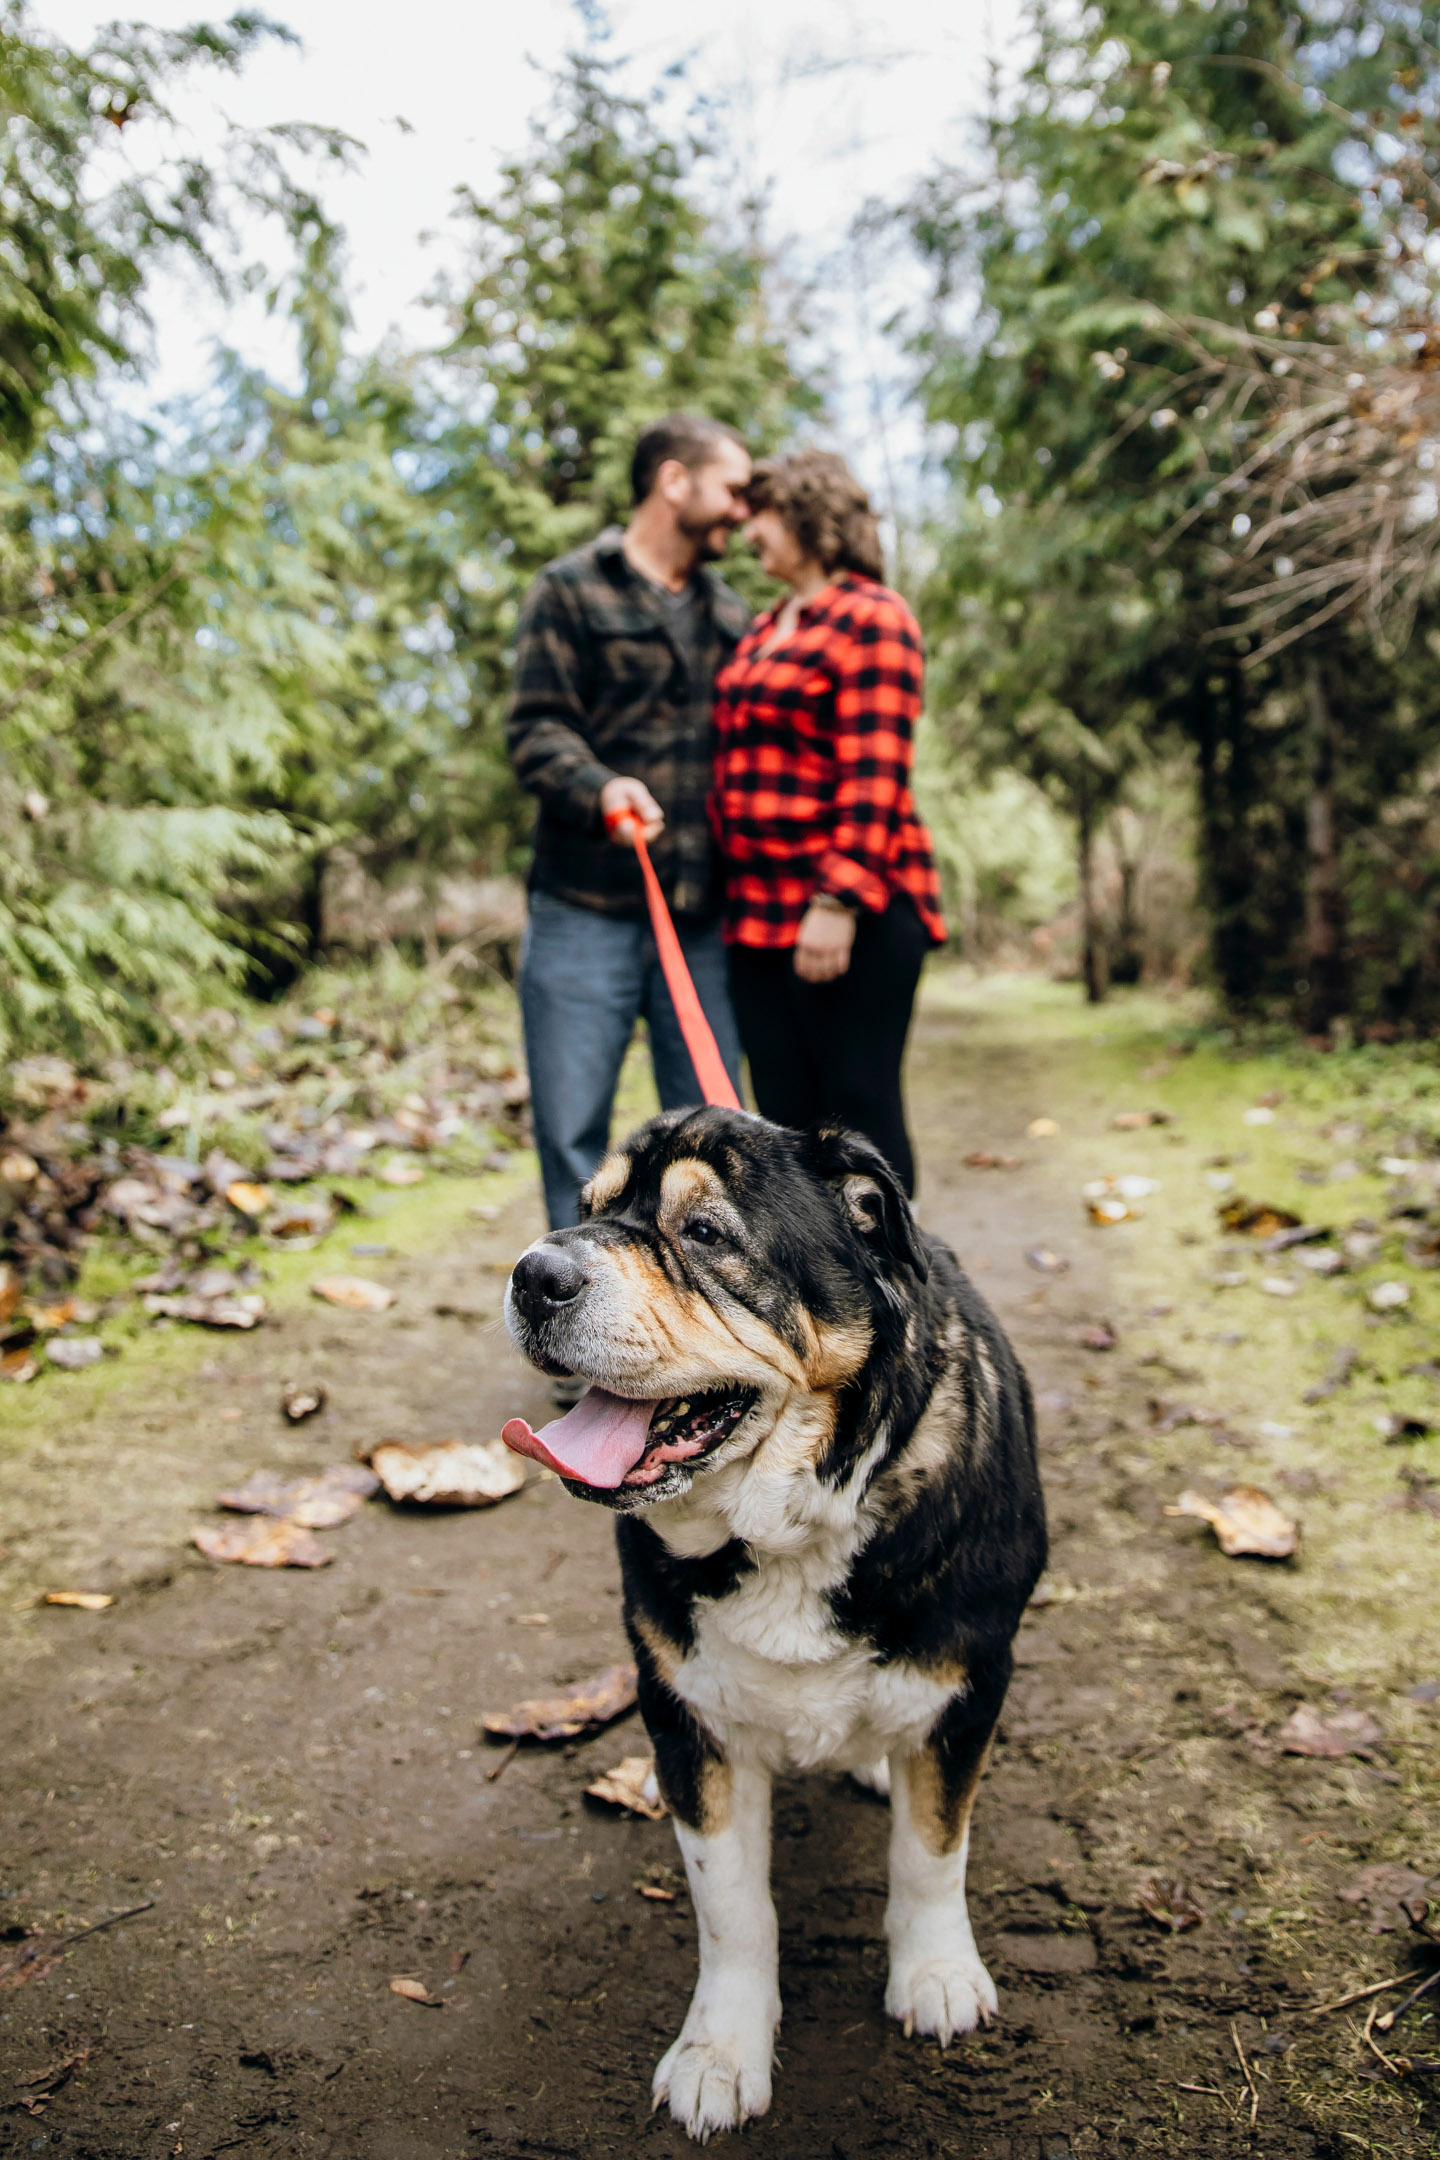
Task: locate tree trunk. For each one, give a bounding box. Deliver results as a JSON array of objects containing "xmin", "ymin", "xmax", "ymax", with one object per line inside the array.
[
  {"xmin": 1303, "ymin": 657, "xmax": 1346, "ymax": 1033},
  {"xmin": 1077, "ymin": 777, "xmax": 1107, "ymax": 1004},
  {"xmin": 1110, "ymin": 806, "xmax": 1143, "ymax": 985}
]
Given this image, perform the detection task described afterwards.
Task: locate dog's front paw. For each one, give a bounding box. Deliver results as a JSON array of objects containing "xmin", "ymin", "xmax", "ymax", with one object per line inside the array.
[
  {"xmin": 886, "ymin": 1947, "xmax": 997, "ymax": 2045},
  {"xmin": 652, "ymin": 1992, "xmax": 776, "ymax": 2142}
]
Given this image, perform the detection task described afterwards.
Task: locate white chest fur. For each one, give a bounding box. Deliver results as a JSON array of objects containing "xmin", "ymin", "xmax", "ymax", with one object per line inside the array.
[{"xmin": 667, "ymin": 1542, "xmax": 957, "ymax": 1775}]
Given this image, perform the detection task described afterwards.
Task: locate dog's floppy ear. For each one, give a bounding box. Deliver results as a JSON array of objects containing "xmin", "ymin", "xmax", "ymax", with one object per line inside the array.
[{"xmin": 804, "ymin": 1124, "xmax": 929, "ymax": 1283}]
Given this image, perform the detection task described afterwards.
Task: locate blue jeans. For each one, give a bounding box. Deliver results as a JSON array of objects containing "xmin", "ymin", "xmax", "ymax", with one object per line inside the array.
[{"xmin": 519, "ymin": 890, "xmax": 744, "ymax": 1229}]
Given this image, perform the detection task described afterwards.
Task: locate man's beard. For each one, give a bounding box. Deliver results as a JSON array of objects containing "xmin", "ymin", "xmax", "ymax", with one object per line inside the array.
[{"xmin": 676, "ymin": 501, "xmax": 735, "ymax": 562}]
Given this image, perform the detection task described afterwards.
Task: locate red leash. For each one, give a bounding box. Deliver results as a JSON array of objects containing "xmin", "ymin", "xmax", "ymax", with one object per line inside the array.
[{"xmin": 605, "ymin": 809, "xmax": 741, "ymax": 1111}]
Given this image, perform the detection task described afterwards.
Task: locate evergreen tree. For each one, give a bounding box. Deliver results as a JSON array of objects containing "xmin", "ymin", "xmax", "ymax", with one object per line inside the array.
[{"xmin": 908, "ymin": 0, "xmax": 1440, "ymax": 1024}]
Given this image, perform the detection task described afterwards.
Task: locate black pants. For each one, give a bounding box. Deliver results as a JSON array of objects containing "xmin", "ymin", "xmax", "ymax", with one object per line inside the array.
[{"xmin": 728, "ymin": 894, "xmax": 931, "ymax": 1196}]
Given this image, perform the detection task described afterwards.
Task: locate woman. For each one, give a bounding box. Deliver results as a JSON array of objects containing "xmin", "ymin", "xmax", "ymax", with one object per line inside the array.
[{"xmin": 711, "ymin": 449, "xmax": 945, "ymax": 1196}]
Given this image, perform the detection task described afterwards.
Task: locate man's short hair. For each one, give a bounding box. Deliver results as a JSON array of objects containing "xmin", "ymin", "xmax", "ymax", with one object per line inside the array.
[{"xmin": 631, "ymin": 413, "xmax": 747, "ymax": 506}]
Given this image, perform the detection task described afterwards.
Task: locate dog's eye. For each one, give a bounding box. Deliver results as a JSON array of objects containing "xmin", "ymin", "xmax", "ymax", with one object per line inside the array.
[{"xmin": 684, "ymin": 1216, "xmax": 722, "ymax": 1247}]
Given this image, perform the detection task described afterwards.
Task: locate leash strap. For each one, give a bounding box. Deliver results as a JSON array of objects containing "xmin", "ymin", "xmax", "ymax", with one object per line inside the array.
[{"xmin": 605, "ymin": 809, "xmax": 741, "ymax": 1111}]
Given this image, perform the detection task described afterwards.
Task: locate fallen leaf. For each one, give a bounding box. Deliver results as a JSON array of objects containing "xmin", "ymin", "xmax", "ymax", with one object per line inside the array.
[
  {"xmin": 1338, "ymin": 1863, "xmax": 1433, "ymax": 1932},
  {"xmin": 11, "ymin": 2040, "xmax": 94, "ymax": 2092},
  {"xmin": 482, "ymin": 1662, "xmax": 638, "ymax": 1743},
  {"xmin": 25, "ymin": 1297, "xmax": 76, "ymax": 1330},
  {"xmin": 638, "ymin": 1885, "xmax": 676, "ymax": 1902},
  {"xmin": 192, "ymin": 1519, "xmax": 332, "ymax": 1568},
  {"xmin": 1089, "ymin": 1196, "xmax": 1135, "ymax": 1226},
  {"xmin": 962, "ymin": 1150, "xmax": 1022, "ymax": 1170},
  {"xmin": 311, "ymin": 1275, "xmax": 395, "ymax": 1312},
  {"xmin": 0, "ymin": 1935, "xmax": 67, "ymax": 1990},
  {"xmin": 1369, "ymin": 1281, "xmax": 1412, "ymax": 1311},
  {"xmin": 41, "ymin": 1591, "xmax": 114, "ymax": 1611},
  {"xmin": 1138, "ymin": 1876, "xmax": 1204, "ymax": 1932},
  {"xmin": 1083, "ymin": 1174, "xmax": 1160, "ymax": 1203},
  {"xmin": 144, "ymin": 1292, "xmax": 266, "ymax": 1329},
  {"xmin": 1, "ymin": 1348, "xmax": 39, "ymax": 1384},
  {"xmin": 1218, "ymin": 1199, "xmax": 1302, "ymax": 1239},
  {"xmin": 281, "ymin": 1379, "xmax": 327, "ymax": 1423},
  {"xmin": 1027, "ymin": 1117, "xmax": 1060, "ymax": 1138},
  {"xmin": 388, "ymin": 1976, "xmax": 442, "ymax": 2006},
  {"xmin": 586, "ymin": 1755, "xmax": 668, "ymax": 1821},
  {"xmin": 1025, "ymin": 1247, "xmax": 1070, "ymax": 1274},
  {"xmin": 1077, "ymin": 1321, "xmax": 1118, "ymax": 1352},
  {"xmin": 1112, "ymin": 1110, "xmax": 1171, "ymax": 1129},
  {"xmin": 0, "ymin": 1260, "xmax": 21, "ymax": 1323},
  {"xmin": 1304, "ymin": 1345, "xmax": 1359, "ymax": 1402},
  {"xmin": 1164, "ymin": 1485, "xmax": 1300, "ymax": 1560},
  {"xmin": 363, "ymin": 1436, "xmax": 525, "ymax": 1508},
  {"xmin": 379, "ymin": 1158, "xmax": 426, "ymax": 1187},
  {"xmin": 224, "ymin": 1180, "xmax": 273, "ymax": 1218},
  {"xmin": 44, "ymin": 1337, "xmax": 105, "ymax": 1370},
  {"xmin": 218, "ymin": 1463, "xmax": 378, "ymax": 1529},
  {"xmin": 1278, "ymin": 1703, "xmax": 1384, "ymax": 1759},
  {"xmin": 1401, "ymin": 1890, "xmax": 1440, "ymax": 1943}
]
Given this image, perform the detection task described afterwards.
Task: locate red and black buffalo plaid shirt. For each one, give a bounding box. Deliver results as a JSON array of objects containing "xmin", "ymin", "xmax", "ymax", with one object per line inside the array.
[{"xmin": 711, "ymin": 572, "xmax": 946, "ymax": 950}]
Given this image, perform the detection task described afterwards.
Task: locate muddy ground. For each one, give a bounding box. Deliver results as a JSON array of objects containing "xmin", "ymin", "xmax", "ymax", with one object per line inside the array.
[{"xmin": 2, "ymin": 976, "xmax": 1438, "ymax": 2159}]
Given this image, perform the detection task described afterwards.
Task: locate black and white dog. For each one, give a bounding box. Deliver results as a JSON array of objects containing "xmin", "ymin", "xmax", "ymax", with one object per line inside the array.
[{"xmin": 503, "ymin": 1108, "xmax": 1046, "ymax": 2142}]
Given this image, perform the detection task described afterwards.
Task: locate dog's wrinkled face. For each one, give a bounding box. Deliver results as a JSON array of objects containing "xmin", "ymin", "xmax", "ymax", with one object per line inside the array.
[{"xmin": 502, "ymin": 1108, "xmax": 929, "ymax": 1511}]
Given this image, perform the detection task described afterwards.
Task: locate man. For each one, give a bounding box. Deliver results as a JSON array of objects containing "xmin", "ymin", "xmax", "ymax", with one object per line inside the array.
[{"xmin": 507, "ymin": 412, "xmax": 753, "ymax": 1239}]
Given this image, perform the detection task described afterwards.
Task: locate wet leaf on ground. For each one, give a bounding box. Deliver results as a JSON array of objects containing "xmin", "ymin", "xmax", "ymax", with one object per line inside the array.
[
  {"xmin": 1077, "ymin": 1321, "xmax": 1118, "ymax": 1352},
  {"xmin": 224, "ymin": 1180, "xmax": 272, "ymax": 1218},
  {"xmin": 1304, "ymin": 1346, "xmax": 1359, "ymax": 1403},
  {"xmin": 1401, "ymin": 1891, "xmax": 1440, "ymax": 1943},
  {"xmin": 311, "ymin": 1275, "xmax": 395, "ymax": 1312},
  {"xmin": 388, "ymin": 1976, "xmax": 442, "ymax": 2006},
  {"xmin": 482, "ymin": 1663, "xmax": 638, "ymax": 1743},
  {"xmin": 1277, "ymin": 1703, "xmax": 1384, "ymax": 1758},
  {"xmin": 1165, "ymin": 1485, "xmax": 1299, "ymax": 1560},
  {"xmin": 44, "ymin": 1337, "xmax": 105, "ymax": 1370},
  {"xmin": 1025, "ymin": 1247, "xmax": 1070, "ymax": 1274},
  {"xmin": 218, "ymin": 1463, "xmax": 378, "ymax": 1528},
  {"xmin": 281, "ymin": 1379, "xmax": 327, "ymax": 1423},
  {"xmin": 42, "ymin": 1591, "xmax": 114, "ymax": 1610},
  {"xmin": 362, "ymin": 1436, "xmax": 525, "ymax": 1507},
  {"xmin": 586, "ymin": 1756, "xmax": 668, "ymax": 1821},
  {"xmin": 379, "ymin": 1158, "xmax": 426, "ymax": 1187},
  {"xmin": 192, "ymin": 1518, "xmax": 332, "ymax": 1568},
  {"xmin": 1338, "ymin": 1863, "xmax": 1434, "ymax": 1932},
  {"xmin": 1138, "ymin": 1876, "xmax": 1204, "ymax": 1932},
  {"xmin": 1148, "ymin": 1401, "xmax": 1227, "ymax": 1434},
  {"xmin": 1218, "ymin": 1199, "xmax": 1302, "ymax": 1238}
]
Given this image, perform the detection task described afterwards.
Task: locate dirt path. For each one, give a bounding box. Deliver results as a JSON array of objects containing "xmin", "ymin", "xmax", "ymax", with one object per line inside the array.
[{"xmin": 2, "ymin": 976, "xmax": 1437, "ymax": 2159}]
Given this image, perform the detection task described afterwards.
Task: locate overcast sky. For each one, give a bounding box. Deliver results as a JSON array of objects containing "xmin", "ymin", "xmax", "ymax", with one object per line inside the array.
[{"xmin": 37, "ymin": 0, "xmax": 1023, "ymax": 508}]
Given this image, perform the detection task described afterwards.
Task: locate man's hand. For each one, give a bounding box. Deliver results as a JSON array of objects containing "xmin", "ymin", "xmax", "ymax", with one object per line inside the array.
[
  {"xmin": 600, "ymin": 775, "xmax": 664, "ymax": 847},
  {"xmin": 793, "ymin": 901, "xmax": 856, "ymax": 984}
]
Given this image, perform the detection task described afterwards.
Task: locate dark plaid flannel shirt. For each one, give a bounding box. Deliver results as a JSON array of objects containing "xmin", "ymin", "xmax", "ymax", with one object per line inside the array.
[
  {"xmin": 711, "ymin": 572, "xmax": 946, "ymax": 949},
  {"xmin": 506, "ymin": 527, "xmax": 752, "ymax": 920}
]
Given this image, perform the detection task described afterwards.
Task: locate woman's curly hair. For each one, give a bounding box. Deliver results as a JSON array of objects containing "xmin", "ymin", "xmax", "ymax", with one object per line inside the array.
[{"xmin": 746, "ymin": 449, "xmax": 885, "ymax": 581}]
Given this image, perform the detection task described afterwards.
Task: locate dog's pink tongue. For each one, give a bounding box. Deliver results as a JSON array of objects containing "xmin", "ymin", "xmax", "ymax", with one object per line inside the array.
[{"xmin": 501, "ymin": 1388, "xmax": 655, "ymax": 1489}]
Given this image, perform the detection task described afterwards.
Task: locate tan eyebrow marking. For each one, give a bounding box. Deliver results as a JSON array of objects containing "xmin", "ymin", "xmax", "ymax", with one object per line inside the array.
[
  {"xmin": 583, "ymin": 1150, "xmax": 631, "ymax": 1212},
  {"xmin": 658, "ymin": 1158, "xmax": 730, "ymax": 1225}
]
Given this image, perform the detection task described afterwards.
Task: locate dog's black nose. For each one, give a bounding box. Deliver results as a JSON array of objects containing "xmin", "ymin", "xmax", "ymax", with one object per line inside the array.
[{"xmin": 511, "ymin": 1244, "xmax": 589, "ymax": 1311}]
